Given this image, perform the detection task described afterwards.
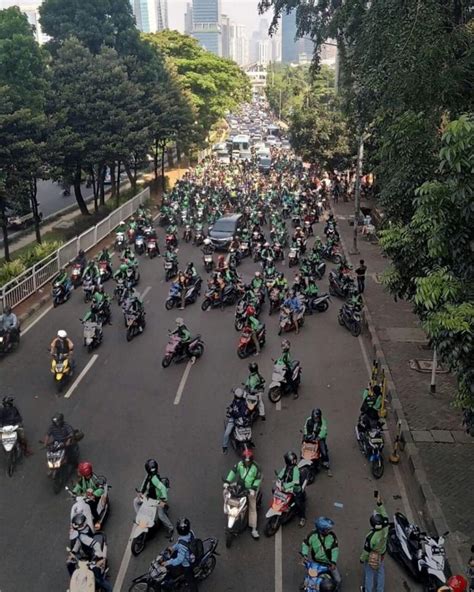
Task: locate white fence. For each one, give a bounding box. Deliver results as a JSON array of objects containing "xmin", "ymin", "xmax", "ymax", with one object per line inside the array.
[{"xmin": 1, "ymin": 187, "xmax": 150, "ymax": 312}]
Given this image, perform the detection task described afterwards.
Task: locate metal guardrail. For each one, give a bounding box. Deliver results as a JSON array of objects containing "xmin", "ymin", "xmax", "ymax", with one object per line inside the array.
[{"xmin": 0, "ymin": 187, "xmax": 150, "ymax": 312}]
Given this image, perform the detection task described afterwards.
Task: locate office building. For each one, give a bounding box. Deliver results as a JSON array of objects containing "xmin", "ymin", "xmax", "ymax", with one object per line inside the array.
[
  {"xmin": 281, "ymin": 8, "xmax": 313, "ymax": 64},
  {"xmin": 156, "ymin": 0, "xmax": 168, "ymax": 31},
  {"xmin": 22, "ymin": 4, "xmax": 49, "ymax": 44},
  {"xmin": 192, "ymin": 0, "xmax": 222, "ymax": 55},
  {"xmin": 229, "ymin": 23, "xmax": 249, "ymax": 66},
  {"xmin": 184, "ymin": 3, "xmax": 193, "ymax": 34},
  {"xmin": 131, "ymin": 0, "xmax": 168, "ymax": 33},
  {"xmin": 257, "ymin": 39, "xmax": 271, "ymax": 65},
  {"xmin": 132, "ymin": 0, "xmax": 152, "ymax": 32},
  {"xmin": 221, "ymin": 14, "xmax": 230, "ymax": 58}
]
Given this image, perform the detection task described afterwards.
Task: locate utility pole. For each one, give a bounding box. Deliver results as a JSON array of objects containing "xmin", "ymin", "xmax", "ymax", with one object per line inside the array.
[
  {"xmin": 430, "ymin": 347, "xmax": 437, "ymax": 394},
  {"xmin": 351, "ymin": 134, "xmax": 364, "ymax": 254}
]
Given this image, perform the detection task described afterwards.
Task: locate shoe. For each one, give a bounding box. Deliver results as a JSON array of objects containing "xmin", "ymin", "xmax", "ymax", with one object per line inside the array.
[
  {"xmin": 260, "ymin": 416, "xmax": 266, "ymax": 421},
  {"xmin": 326, "ymin": 468, "xmax": 333, "ymax": 477},
  {"xmin": 222, "ymin": 447, "xmax": 228, "ymax": 454},
  {"xmin": 251, "ymin": 529, "xmax": 260, "ymax": 539},
  {"xmin": 293, "ymin": 392, "xmax": 299, "ymax": 399},
  {"xmin": 299, "ymin": 518, "xmax": 306, "ymax": 527}
]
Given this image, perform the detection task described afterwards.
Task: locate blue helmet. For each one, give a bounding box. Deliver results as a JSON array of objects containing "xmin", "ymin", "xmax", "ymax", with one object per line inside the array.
[{"xmin": 314, "ymin": 517, "xmax": 334, "ymax": 534}]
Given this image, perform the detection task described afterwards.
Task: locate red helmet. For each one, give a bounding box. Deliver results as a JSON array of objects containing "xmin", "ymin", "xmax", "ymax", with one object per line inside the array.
[
  {"xmin": 242, "ymin": 449, "xmax": 254, "ymax": 462},
  {"xmin": 446, "ymin": 575, "xmax": 468, "ymax": 592},
  {"xmin": 218, "ymin": 255, "xmax": 225, "ymax": 264},
  {"xmin": 78, "ymin": 462, "xmax": 93, "ymax": 478},
  {"xmin": 246, "ymin": 305, "xmax": 256, "ymax": 316}
]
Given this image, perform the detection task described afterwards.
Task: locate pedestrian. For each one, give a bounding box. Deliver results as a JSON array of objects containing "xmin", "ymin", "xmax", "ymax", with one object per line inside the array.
[
  {"xmin": 360, "ymin": 493, "xmax": 389, "ymax": 592},
  {"xmin": 356, "ymin": 259, "xmax": 367, "ymax": 294}
]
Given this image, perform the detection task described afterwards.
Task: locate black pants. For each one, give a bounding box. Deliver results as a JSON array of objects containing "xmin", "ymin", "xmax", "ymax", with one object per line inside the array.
[
  {"xmin": 294, "ymin": 490, "xmax": 306, "ymax": 519},
  {"xmin": 357, "ymin": 276, "xmax": 365, "ymax": 294},
  {"xmin": 167, "ymin": 565, "xmax": 198, "ymax": 591}
]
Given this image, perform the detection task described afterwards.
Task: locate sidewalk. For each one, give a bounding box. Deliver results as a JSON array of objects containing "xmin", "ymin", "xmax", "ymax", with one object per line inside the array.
[{"xmin": 333, "ymin": 198, "xmax": 473, "ymax": 572}]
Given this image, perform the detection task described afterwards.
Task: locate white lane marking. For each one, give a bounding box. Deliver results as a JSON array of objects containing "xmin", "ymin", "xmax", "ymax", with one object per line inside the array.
[
  {"xmin": 141, "ymin": 286, "xmax": 151, "ymax": 300},
  {"xmin": 276, "ymin": 400, "xmax": 282, "ymax": 411},
  {"xmin": 275, "ymin": 527, "xmax": 283, "ymax": 592},
  {"xmin": 113, "ymin": 525, "xmax": 134, "ymax": 592},
  {"xmin": 22, "ymin": 304, "xmax": 53, "ymax": 335},
  {"xmin": 173, "ymin": 360, "xmax": 193, "ymax": 405},
  {"xmin": 357, "ymin": 336, "xmax": 415, "ymax": 523},
  {"xmin": 64, "ymin": 354, "xmax": 99, "ymax": 399}
]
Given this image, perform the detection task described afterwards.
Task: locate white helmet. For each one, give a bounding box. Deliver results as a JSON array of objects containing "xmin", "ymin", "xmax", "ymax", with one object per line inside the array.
[
  {"xmin": 119, "ymin": 220, "xmax": 124, "ymax": 225},
  {"xmin": 203, "ymin": 238, "xmax": 211, "ymax": 245},
  {"xmin": 175, "ymin": 318, "xmax": 184, "ymax": 326},
  {"xmin": 57, "ymin": 330, "xmax": 67, "ymax": 339}
]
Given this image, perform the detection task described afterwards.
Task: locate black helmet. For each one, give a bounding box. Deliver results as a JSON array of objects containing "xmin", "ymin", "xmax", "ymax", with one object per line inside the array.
[
  {"xmin": 248, "ymin": 362, "xmax": 258, "ymax": 373},
  {"xmin": 51, "ymin": 413, "xmax": 64, "ymax": 427},
  {"xmin": 311, "ymin": 408, "xmax": 322, "ymax": 422},
  {"xmin": 2, "ymin": 396, "xmax": 14, "ymax": 407},
  {"xmin": 372, "ymin": 385, "xmax": 382, "ymax": 397},
  {"xmin": 319, "ymin": 579, "xmax": 337, "ymax": 592},
  {"xmin": 176, "ymin": 517, "xmax": 191, "ymax": 536},
  {"xmin": 370, "ymin": 513, "xmax": 389, "ymax": 530},
  {"xmin": 145, "ymin": 459, "xmax": 159, "ymax": 475},
  {"xmin": 284, "ymin": 451, "xmax": 297, "ymax": 466},
  {"xmin": 78, "ymin": 249, "xmax": 85, "ymax": 257},
  {"xmin": 72, "ymin": 512, "xmax": 88, "ymax": 531}
]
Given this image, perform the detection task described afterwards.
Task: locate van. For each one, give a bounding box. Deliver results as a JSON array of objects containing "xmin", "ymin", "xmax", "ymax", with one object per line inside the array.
[{"xmin": 208, "ymin": 214, "xmax": 243, "ymax": 250}]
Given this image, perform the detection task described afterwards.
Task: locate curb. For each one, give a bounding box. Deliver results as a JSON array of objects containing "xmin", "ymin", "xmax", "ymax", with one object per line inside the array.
[{"xmin": 336, "ymin": 221, "xmax": 464, "ymax": 575}]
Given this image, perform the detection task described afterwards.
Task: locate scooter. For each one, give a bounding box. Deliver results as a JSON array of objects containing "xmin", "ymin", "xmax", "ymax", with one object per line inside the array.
[
  {"xmin": 203, "ymin": 253, "xmax": 214, "ymax": 272},
  {"xmin": 355, "ymin": 414, "xmax": 385, "ymax": 478},
  {"xmin": 115, "ymin": 231, "xmax": 125, "ymax": 250},
  {"xmin": 267, "ymin": 360, "xmax": 302, "ymax": 403},
  {"xmin": 82, "ymin": 276, "xmax": 96, "ymax": 303},
  {"xmin": 164, "ymin": 258, "xmax": 178, "ymax": 282},
  {"xmin": 51, "ymin": 352, "xmax": 73, "ymax": 393},
  {"xmin": 129, "ymin": 538, "xmax": 219, "ymax": 591},
  {"xmin": 202, "ymin": 284, "xmax": 239, "ymax": 311},
  {"xmin": 278, "ymin": 307, "xmax": 305, "ymax": 334},
  {"xmin": 387, "ymin": 512, "xmax": 449, "ymax": 591},
  {"xmin": 165, "ymin": 282, "xmax": 201, "ymax": 310},
  {"xmin": 46, "ymin": 432, "xmax": 81, "ymax": 494},
  {"xmin": 269, "ymin": 287, "xmax": 283, "ymax": 316},
  {"xmin": 298, "ymin": 438, "xmax": 321, "ymax": 486},
  {"xmin": 131, "ymin": 485, "xmax": 170, "ymax": 556},
  {"xmin": 161, "ymin": 334, "xmax": 204, "ymax": 368},
  {"xmin": 229, "ymin": 416, "xmax": 253, "ymax": 454},
  {"xmin": 67, "ymin": 535, "xmax": 109, "ymax": 592},
  {"xmin": 82, "ymin": 320, "xmax": 103, "ymax": 352},
  {"xmin": 301, "ymin": 559, "xmax": 336, "ymax": 591},
  {"xmin": 183, "ymin": 225, "xmax": 192, "ymax": 242},
  {"xmin": 237, "ymin": 325, "xmax": 266, "ymax": 359},
  {"xmin": 71, "ymin": 263, "xmax": 83, "ymax": 288},
  {"xmin": 264, "ymin": 477, "xmax": 307, "ymax": 537},
  {"xmin": 239, "ymin": 241, "xmax": 250, "ymax": 259},
  {"xmin": 321, "ymin": 243, "xmax": 343, "ymax": 264},
  {"xmin": 0, "ymin": 327, "xmax": 20, "ymax": 355},
  {"xmin": 306, "ymin": 293, "xmax": 331, "ymax": 314},
  {"xmin": 147, "ymin": 237, "xmax": 159, "ymax": 258},
  {"xmin": 67, "ymin": 478, "xmax": 110, "ymax": 533},
  {"xmin": 124, "ymin": 310, "xmax": 145, "ymax": 342},
  {"xmin": 329, "ymin": 271, "xmax": 355, "ymax": 298},
  {"xmin": 223, "ymin": 483, "xmax": 262, "ymax": 548},
  {"xmin": 288, "ymin": 246, "xmax": 300, "ymax": 267},
  {"xmin": 1, "ymin": 424, "xmax": 21, "ymax": 477},
  {"xmin": 338, "ymin": 303, "xmax": 362, "ymax": 337},
  {"xmin": 52, "ymin": 281, "xmax": 72, "ymax": 307},
  {"xmin": 98, "ymin": 261, "xmax": 112, "ymax": 282}
]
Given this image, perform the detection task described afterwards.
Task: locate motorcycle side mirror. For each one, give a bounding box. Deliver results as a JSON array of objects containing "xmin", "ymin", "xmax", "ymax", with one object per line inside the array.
[
  {"xmin": 66, "ymin": 546, "xmax": 71, "ymax": 552},
  {"xmin": 442, "ymin": 530, "xmax": 449, "ymax": 537}
]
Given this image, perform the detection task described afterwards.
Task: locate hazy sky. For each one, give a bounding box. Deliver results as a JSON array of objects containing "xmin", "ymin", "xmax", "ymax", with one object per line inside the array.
[{"xmin": 2, "ymin": 0, "xmax": 272, "ymax": 36}]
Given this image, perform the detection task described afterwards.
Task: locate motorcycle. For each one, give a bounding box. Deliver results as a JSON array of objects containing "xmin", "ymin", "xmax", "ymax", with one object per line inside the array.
[
  {"xmin": 134, "ymin": 234, "xmax": 145, "ymax": 255},
  {"xmin": 67, "ymin": 536, "xmax": 109, "ymax": 592},
  {"xmin": 237, "ymin": 325, "xmax": 266, "ymax": 359},
  {"xmin": 71, "ymin": 263, "xmax": 83, "ymax": 288},
  {"xmin": 234, "ymin": 298, "xmax": 247, "ymax": 331},
  {"xmin": 52, "ymin": 281, "xmax": 72, "ymax": 307},
  {"xmin": 115, "ymin": 231, "xmax": 125, "ymax": 250},
  {"xmin": 338, "ymin": 303, "xmax": 362, "ymax": 337},
  {"xmin": 164, "ymin": 257, "xmax": 178, "ymax": 282},
  {"xmin": 297, "ymin": 438, "xmax": 321, "ymax": 486},
  {"xmin": 98, "ymin": 260, "xmax": 112, "ymax": 282},
  {"xmin": 269, "ymin": 287, "xmax": 283, "ymax": 316},
  {"xmin": 127, "ymin": 227, "xmax": 136, "ymax": 244},
  {"xmin": 321, "ymin": 243, "xmax": 343, "ymax": 264},
  {"xmin": 68, "ymin": 477, "xmax": 110, "ymax": 533},
  {"xmin": 388, "ymin": 512, "xmax": 449, "ymax": 591},
  {"xmin": 273, "ymin": 242, "xmax": 284, "ymax": 261},
  {"xmin": 183, "ymin": 224, "xmax": 192, "ymax": 242},
  {"xmin": 229, "ymin": 248, "xmax": 240, "ymax": 268},
  {"xmin": 165, "ymin": 232, "xmax": 178, "ymax": 248},
  {"xmin": 264, "ymin": 477, "xmax": 307, "ymax": 537},
  {"xmin": 0, "ymin": 327, "xmax": 19, "ymax": 355},
  {"xmin": 304, "ymin": 219, "xmax": 313, "ymax": 237},
  {"xmin": 46, "ymin": 432, "xmax": 81, "ymax": 494},
  {"xmin": 165, "ymin": 282, "xmax": 201, "ymax": 310},
  {"xmin": 301, "ymin": 559, "xmax": 336, "ymax": 592},
  {"xmin": 229, "ymin": 416, "xmax": 253, "ymax": 454},
  {"xmin": 129, "ymin": 537, "xmax": 219, "ymax": 591},
  {"xmin": 268, "ymin": 360, "xmax": 302, "ymax": 403},
  {"xmin": 147, "ymin": 237, "xmax": 158, "ymax": 259},
  {"xmin": 329, "ymin": 270, "xmax": 355, "ymax": 298},
  {"xmin": 82, "ymin": 320, "xmax": 103, "ymax": 352},
  {"xmin": 51, "ymin": 352, "xmax": 73, "ymax": 393},
  {"xmin": 355, "ymin": 414, "xmax": 385, "ymax": 478},
  {"xmin": 194, "ymin": 230, "xmax": 204, "ymax": 246},
  {"xmin": 125, "ymin": 310, "xmax": 145, "ymax": 342},
  {"xmin": 161, "ymin": 334, "xmax": 205, "ymax": 368},
  {"xmin": 1, "ymin": 424, "xmax": 21, "ymax": 477},
  {"xmin": 239, "ymin": 241, "xmax": 250, "ymax": 259},
  {"xmin": 203, "ymin": 253, "xmax": 214, "ymax": 273},
  {"xmin": 288, "ymin": 246, "xmax": 300, "ymax": 267},
  {"xmin": 311, "ymin": 260, "xmax": 327, "ymax": 280},
  {"xmin": 131, "ymin": 485, "xmax": 170, "ymax": 556},
  {"xmin": 202, "ymin": 284, "xmax": 239, "ymax": 310},
  {"xmin": 114, "ymin": 278, "xmax": 127, "ymax": 305},
  {"xmin": 82, "ymin": 276, "xmax": 96, "ymax": 303},
  {"xmin": 306, "ymin": 292, "xmax": 331, "ymax": 314},
  {"xmin": 278, "ymin": 307, "xmax": 305, "ymax": 335},
  {"xmin": 223, "ymin": 483, "xmax": 262, "ymax": 548}
]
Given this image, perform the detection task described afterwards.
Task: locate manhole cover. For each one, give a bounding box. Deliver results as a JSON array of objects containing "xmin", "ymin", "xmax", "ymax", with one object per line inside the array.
[{"xmin": 409, "ymin": 359, "xmax": 448, "ymax": 373}]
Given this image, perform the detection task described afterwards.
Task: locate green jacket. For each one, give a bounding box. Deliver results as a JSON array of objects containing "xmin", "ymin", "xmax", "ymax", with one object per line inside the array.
[
  {"xmin": 248, "ymin": 315, "xmax": 262, "ymax": 332},
  {"xmin": 277, "ymin": 351, "xmax": 292, "ymax": 367},
  {"xmin": 73, "ymin": 475, "xmax": 104, "ymax": 498},
  {"xmin": 278, "ymin": 465, "xmax": 301, "ymax": 493},
  {"xmin": 304, "ymin": 416, "xmax": 328, "ymax": 440},
  {"xmin": 246, "ymin": 372, "xmax": 265, "ymax": 392},
  {"xmin": 226, "ymin": 461, "xmax": 262, "ymax": 491},
  {"xmin": 360, "ymin": 503, "xmax": 389, "ymax": 562},
  {"xmin": 362, "ymin": 389, "xmax": 382, "ymax": 411},
  {"xmin": 302, "ymin": 531, "xmax": 339, "ymax": 565},
  {"xmin": 141, "ymin": 474, "xmax": 168, "ymax": 502}
]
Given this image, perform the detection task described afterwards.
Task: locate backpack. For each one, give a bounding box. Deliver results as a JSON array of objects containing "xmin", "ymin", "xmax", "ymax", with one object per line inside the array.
[{"xmin": 182, "ymin": 537, "xmax": 203, "ymax": 565}]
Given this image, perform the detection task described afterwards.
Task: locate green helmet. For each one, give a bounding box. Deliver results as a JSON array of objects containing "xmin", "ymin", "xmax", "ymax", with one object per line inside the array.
[{"xmin": 120, "ymin": 263, "xmax": 128, "ymax": 272}]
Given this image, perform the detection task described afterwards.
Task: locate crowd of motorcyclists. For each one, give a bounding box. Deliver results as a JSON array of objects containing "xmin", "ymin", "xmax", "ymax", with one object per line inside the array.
[{"xmin": 2, "ymin": 101, "xmax": 470, "ymax": 592}]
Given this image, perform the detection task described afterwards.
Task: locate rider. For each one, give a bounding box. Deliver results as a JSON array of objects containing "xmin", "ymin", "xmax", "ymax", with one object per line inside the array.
[
  {"xmin": 277, "ymin": 451, "xmax": 306, "ymax": 527},
  {"xmin": 72, "ymin": 462, "xmax": 105, "ymax": 528},
  {"xmin": 113, "ymin": 263, "xmax": 129, "ymax": 283},
  {"xmin": 97, "ymin": 248, "xmax": 112, "ymax": 275},
  {"xmin": 250, "ymin": 271, "xmax": 264, "ymax": 293},
  {"xmin": 275, "ymin": 272, "xmax": 288, "ymax": 292},
  {"xmin": 177, "ymin": 271, "xmax": 188, "ymax": 310},
  {"xmin": 0, "ymin": 396, "xmax": 31, "ymax": 455},
  {"xmin": 50, "ymin": 329, "xmax": 74, "ymax": 366},
  {"xmin": 360, "ymin": 494, "xmax": 389, "ymax": 592},
  {"xmin": 224, "ymin": 448, "xmax": 262, "ymax": 539},
  {"xmin": 134, "ymin": 459, "xmax": 174, "ymax": 539},
  {"xmin": 53, "ymin": 267, "xmax": 72, "ymax": 294},
  {"xmin": 302, "ymin": 517, "xmax": 341, "ymax": 587},
  {"xmin": 222, "ymin": 388, "xmax": 249, "ymax": 454},
  {"xmin": 277, "ymin": 339, "xmax": 299, "ymax": 399},
  {"xmin": 185, "ymin": 262, "xmax": 198, "ymax": 283},
  {"xmin": 282, "ymin": 290, "xmax": 304, "ymax": 334},
  {"xmin": 244, "ymin": 305, "xmax": 263, "ymax": 355},
  {"xmin": 124, "ymin": 291, "xmax": 145, "ymax": 332},
  {"xmin": 201, "ymin": 238, "xmax": 215, "ymax": 255},
  {"xmin": 82, "ymin": 259, "xmax": 100, "ymax": 284},
  {"xmin": 245, "ymin": 362, "xmax": 266, "ymax": 420},
  {"xmin": 0, "ymin": 305, "xmax": 20, "ymax": 343},
  {"xmin": 358, "ymin": 384, "xmax": 383, "ymax": 436},
  {"xmin": 261, "ymin": 242, "xmax": 275, "ymax": 263},
  {"xmin": 162, "ymin": 518, "xmax": 198, "ymax": 592},
  {"xmin": 73, "ymin": 249, "xmax": 87, "ymax": 273},
  {"xmin": 171, "ymin": 317, "xmax": 191, "ymax": 357},
  {"xmin": 67, "ymin": 513, "xmax": 112, "ymax": 592},
  {"xmin": 304, "ymin": 408, "xmax": 331, "ymax": 474},
  {"xmin": 44, "ymin": 413, "xmax": 78, "ymax": 466}
]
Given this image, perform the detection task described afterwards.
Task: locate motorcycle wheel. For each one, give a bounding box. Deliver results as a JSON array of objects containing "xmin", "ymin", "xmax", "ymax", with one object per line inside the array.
[
  {"xmin": 52, "ymin": 467, "xmax": 64, "ymax": 494},
  {"xmin": 264, "ymin": 515, "xmax": 281, "ymax": 537},
  {"xmin": 338, "ymin": 312, "xmax": 345, "ymax": 326},
  {"xmin": 162, "ymin": 355, "xmax": 172, "ymax": 368},
  {"xmin": 201, "ymin": 299, "xmax": 211, "ymax": 311},
  {"xmin": 6, "ymin": 447, "xmax": 17, "ymax": 477},
  {"xmin": 192, "ymin": 344, "xmax": 204, "ymax": 359},
  {"xmin": 165, "ymin": 298, "xmax": 175, "ymax": 310},
  {"xmin": 234, "ymin": 319, "xmax": 244, "ymax": 331},
  {"xmin": 198, "ymin": 554, "xmax": 217, "ymax": 580},
  {"xmin": 126, "ymin": 326, "xmax": 135, "ymax": 342},
  {"xmin": 128, "ymin": 581, "xmax": 154, "ymax": 592},
  {"xmin": 350, "ymin": 321, "xmax": 361, "ymax": 337},
  {"xmin": 237, "ymin": 347, "xmax": 248, "ymax": 359},
  {"xmin": 332, "ymin": 254, "xmax": 342, "ymax": 264},
  {"xmin": 87, "ymin": 343, "xmax": 94, "ymax": 353},
  {"xmin": 268, "ymin": 386, "xmax": 282, "ymax": 403},
  {"xmin": 165, "ymin": 270, "xmax": 171, "ymax": 282},
  {"xmin": 225, "ymin": 531, "xmax": 234, "ymax": 549},
  {"xmin": 131, "ymin": 533, "xmax": 147, "ymax": 556},
  {"xmin": 371, "ymin": 457, "xmax": 384, "ymax": 479},
  {"xmin": 316, "ymin": 301, "xmax": 329, "ymax": 312}
]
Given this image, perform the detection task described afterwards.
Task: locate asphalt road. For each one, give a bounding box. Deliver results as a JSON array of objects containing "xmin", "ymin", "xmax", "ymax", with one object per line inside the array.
[{"xmin": 0, "ymin": 225, "xmax": 423, "ymax": 592}]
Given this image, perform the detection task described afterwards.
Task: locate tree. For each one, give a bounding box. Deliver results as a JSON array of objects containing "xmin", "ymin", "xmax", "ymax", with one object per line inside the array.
[{"xmin": 379, "ymin": 115, "xmax": 474, "ymax": 407}]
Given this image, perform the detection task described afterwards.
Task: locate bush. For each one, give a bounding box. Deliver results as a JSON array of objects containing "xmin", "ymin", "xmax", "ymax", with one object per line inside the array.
[
  {"xmin": 0, "ymin": 260, "xmax": 27, "ymax": 287},
  {"xmin": 21, "ymin": 241, "xmax": 63, "ymax": 268}
]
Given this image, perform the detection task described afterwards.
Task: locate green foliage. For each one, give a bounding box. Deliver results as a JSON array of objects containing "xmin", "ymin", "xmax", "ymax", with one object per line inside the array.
[
  {"xmin": 0, "ymin": 240, "xmax": 63, "ymax": 286},
  {"xmin": 0, "ymin": 259, "xmax": 26, "ymax": 286}
]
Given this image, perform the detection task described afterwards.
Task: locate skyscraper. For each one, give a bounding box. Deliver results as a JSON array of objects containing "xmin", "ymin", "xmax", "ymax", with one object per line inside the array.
[
  {"xmin": 21, "ymin": 4, "xmax": 49, "ymax": 44},
  {"xmin": 192, "ymin": 0, "xmax": 222, "ymax": 56},
  {"xmin": 184, "ymin": 3, "xmax": 193, "ymax": 34},
  {"xmin": 156, "ymin": 0, "xmax": 168, "ymax": 31},
  {"xmin": 221, "ymin": 14, "xmax": 230, "ymax": 58},
  {"xmin": 281, "ymin": 8, "xmax": 313, "ymax": 64},
  {"xmin": 229, "ymin": 23, "xmax": 249, "ymax": 66},
  {"xmin": 132, "ymin": 0, "xmax": 168, "ymax": 33},
  {"xmin": 132, "ymin": 0, "xmax": 152, "ymax": 32}
]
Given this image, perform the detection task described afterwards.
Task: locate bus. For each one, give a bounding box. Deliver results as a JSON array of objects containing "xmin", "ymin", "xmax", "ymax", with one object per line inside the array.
[{"xmin": 232, "ymin": 134, "xmax": 250, "ymax": 154}]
